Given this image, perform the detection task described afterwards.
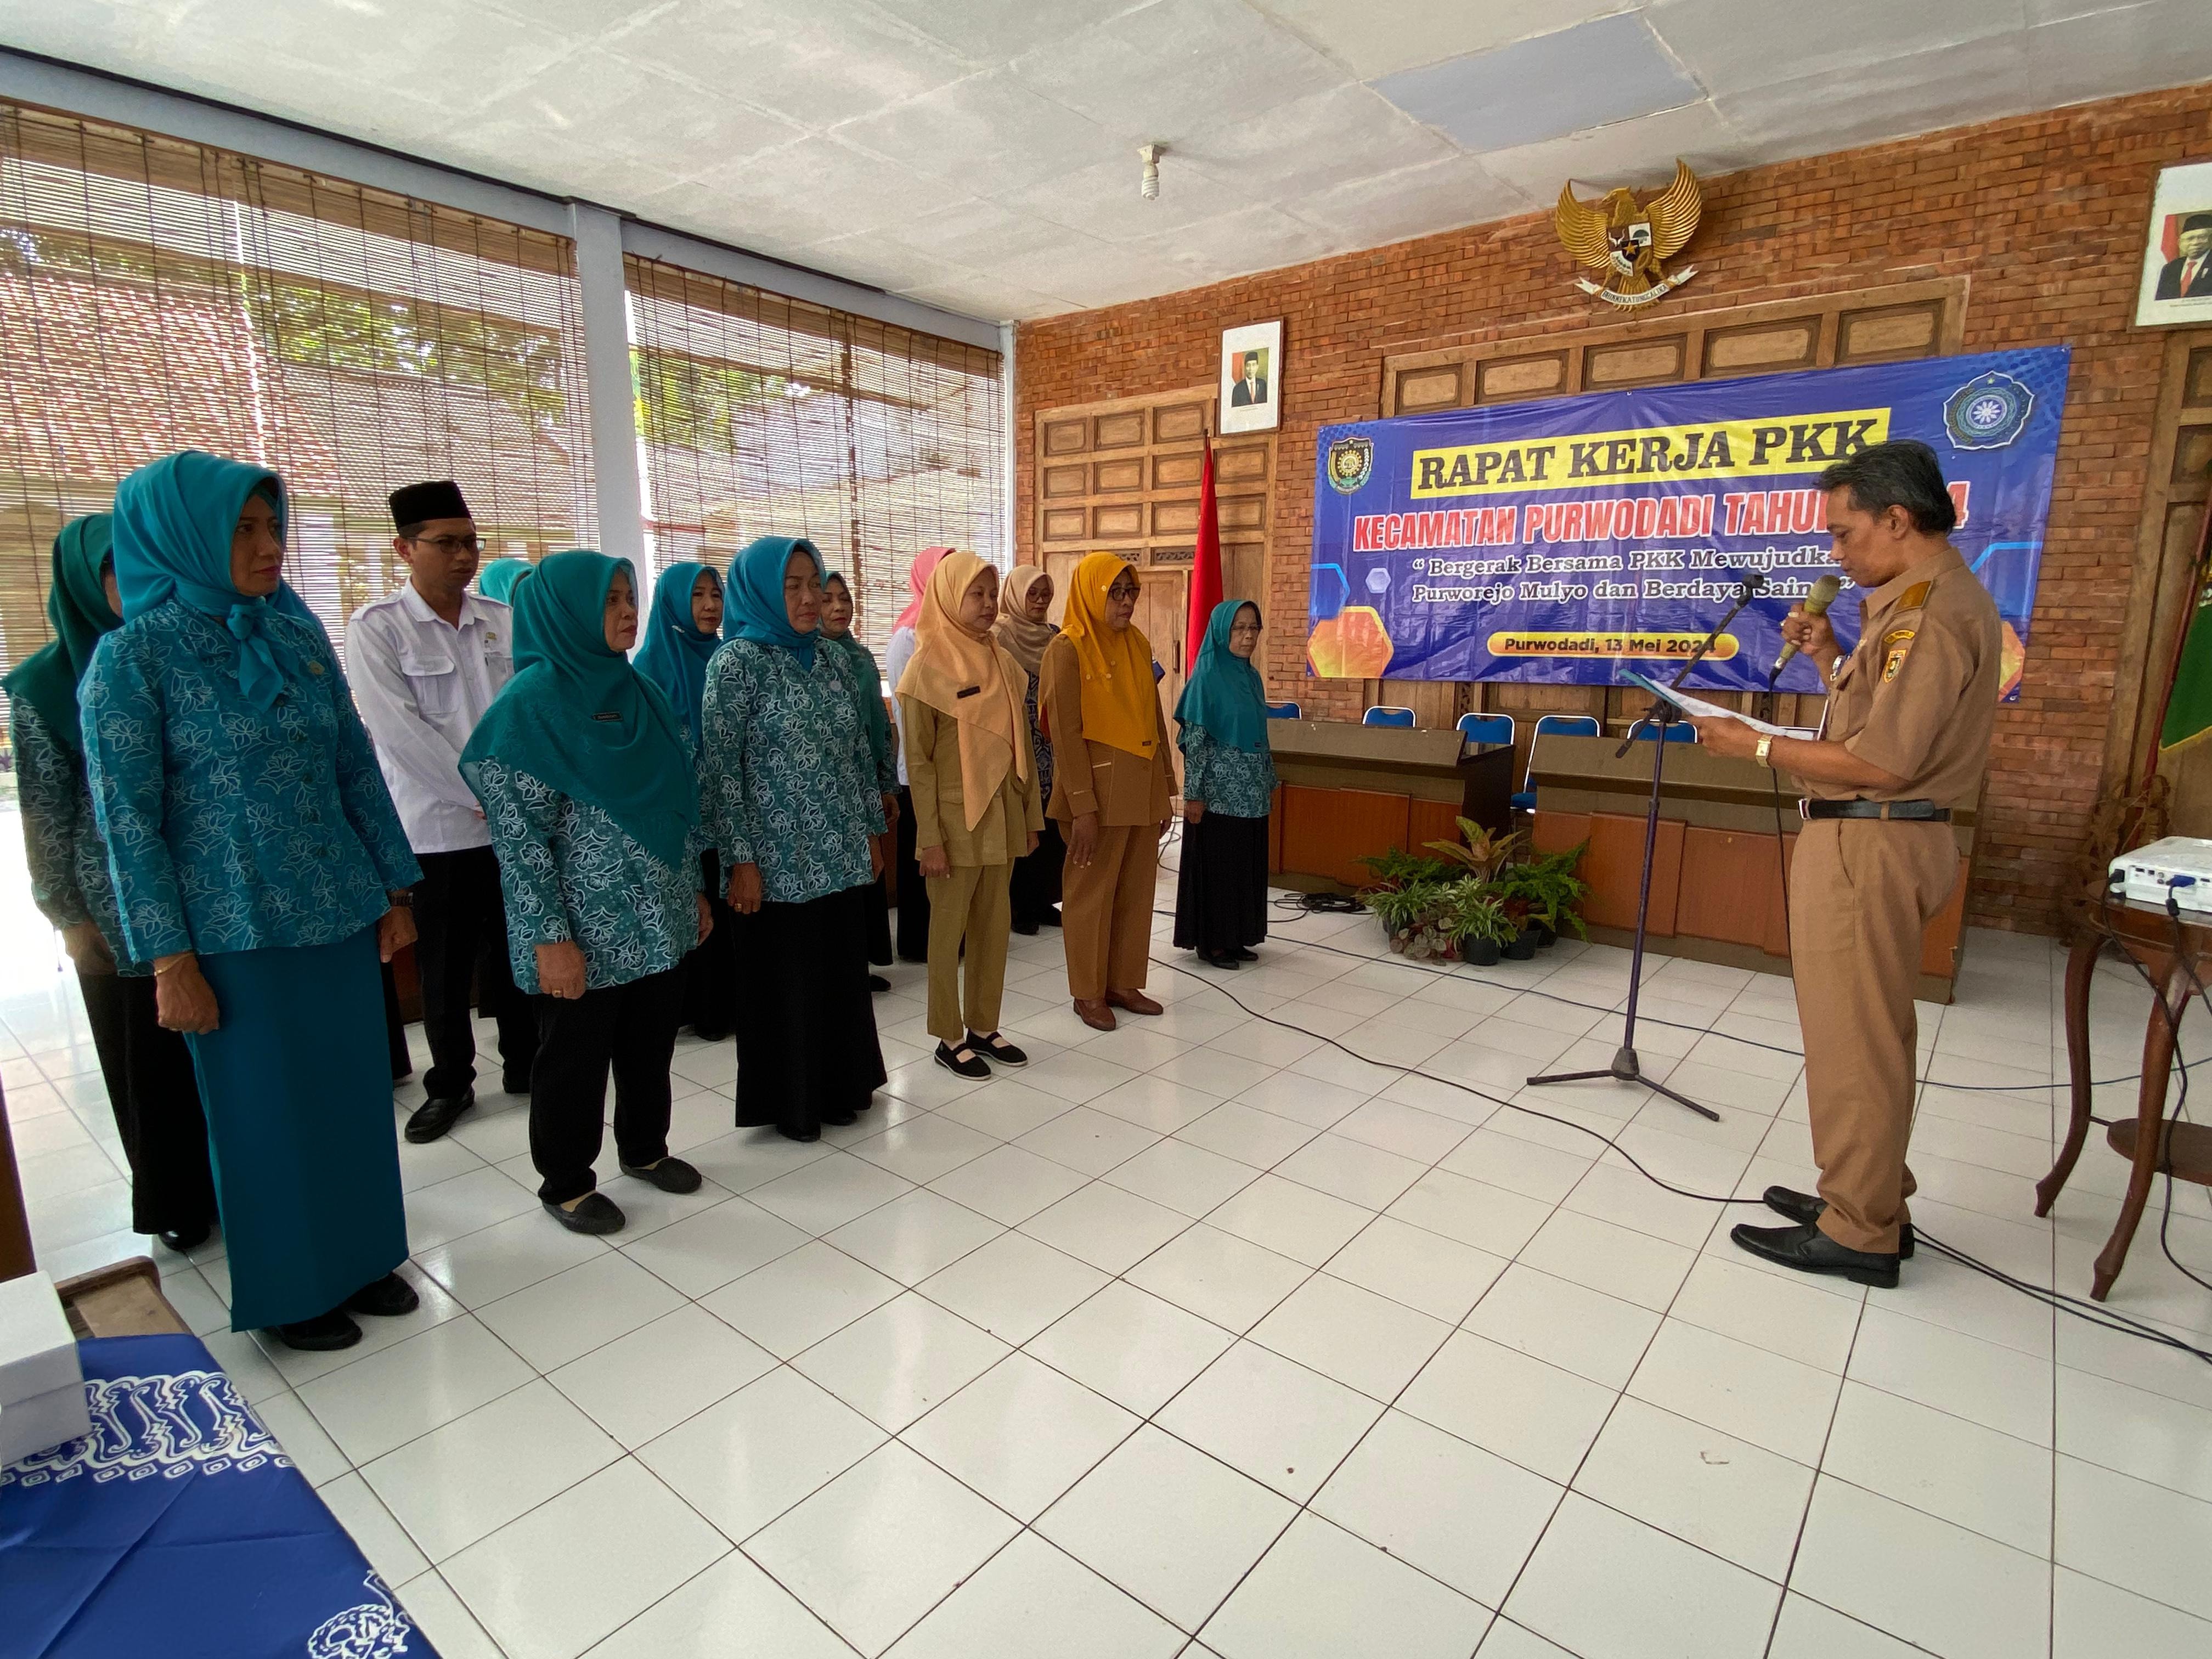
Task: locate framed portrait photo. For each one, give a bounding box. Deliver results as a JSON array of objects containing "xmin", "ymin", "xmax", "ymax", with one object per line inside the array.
[
  {"xmin": 2135, "ymin": 161, "xmax": 2212, "ymax": 327},
  {"xmin": 1218, "ymin": 319, "xmax": 1282, "ymax": 434}
]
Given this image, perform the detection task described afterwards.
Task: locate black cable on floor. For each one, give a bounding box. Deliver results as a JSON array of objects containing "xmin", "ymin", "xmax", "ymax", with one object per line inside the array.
[
  {"xmin": 1144, "ymin": 950, "xmax": 2212, "ymax": 1367},
  {"xmin": 1207, "ymin": 901, "xmax": 2145, "ymax": 1094}
]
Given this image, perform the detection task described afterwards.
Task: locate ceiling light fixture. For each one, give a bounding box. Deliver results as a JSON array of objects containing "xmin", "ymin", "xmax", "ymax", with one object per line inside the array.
[{"xmin": 1138, "ymin": 143, "xmax": 1165, "ymax": 201}]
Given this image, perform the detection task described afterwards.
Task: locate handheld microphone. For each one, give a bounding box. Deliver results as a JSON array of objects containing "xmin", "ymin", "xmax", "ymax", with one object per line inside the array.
[{"xmin": 1772, "ymin": 574, "xmax": 1842, "ymax": 675}]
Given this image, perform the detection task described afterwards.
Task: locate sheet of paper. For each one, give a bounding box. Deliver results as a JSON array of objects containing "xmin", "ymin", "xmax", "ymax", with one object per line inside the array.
[{"xmin": 1617, "ymin": 668, "xmax": 1797, "ymax": 738}]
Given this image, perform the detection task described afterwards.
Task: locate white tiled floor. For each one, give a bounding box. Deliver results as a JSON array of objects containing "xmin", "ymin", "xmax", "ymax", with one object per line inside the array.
[{"xmin": 9, "ymin": 818, "xmax": 2212, "ymax": 1658}]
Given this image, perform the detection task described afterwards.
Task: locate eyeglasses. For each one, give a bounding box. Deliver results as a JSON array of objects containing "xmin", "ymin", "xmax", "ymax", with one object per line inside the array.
[{"xmin": 410, "ymin": 534, "xmax": 483, "ymax": 555}]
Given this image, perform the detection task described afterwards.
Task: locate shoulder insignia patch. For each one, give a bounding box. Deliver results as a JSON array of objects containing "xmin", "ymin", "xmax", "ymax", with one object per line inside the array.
[
  {"xmin": 1881, "ymin": 636, "xmax": 1914, "ymax": 682},
  {"xmin": 1897, "ymin": 581, "xmax": 1931, "ymax": 612}
]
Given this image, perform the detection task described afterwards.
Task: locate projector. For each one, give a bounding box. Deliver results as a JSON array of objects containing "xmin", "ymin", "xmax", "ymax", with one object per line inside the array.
[{"xmin": 2111, "ymin": 837, "xmax": 2212, "ymax": 912}]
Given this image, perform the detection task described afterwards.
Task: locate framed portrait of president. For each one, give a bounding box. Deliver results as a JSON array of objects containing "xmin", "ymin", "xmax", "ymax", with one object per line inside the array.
[
  {"xmin": 2135, "ymin": 161, "xmax": 2212, "ymax": 327},
  {"xmin": 1218, "ymin": 319, "xmax": 1283, "ymax": 434}
]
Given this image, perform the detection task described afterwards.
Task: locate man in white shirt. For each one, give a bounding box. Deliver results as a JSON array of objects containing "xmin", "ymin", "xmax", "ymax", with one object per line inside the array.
[{"xmin": 346, "ymin": 481, "xmax": 534, "ymax": 1143}]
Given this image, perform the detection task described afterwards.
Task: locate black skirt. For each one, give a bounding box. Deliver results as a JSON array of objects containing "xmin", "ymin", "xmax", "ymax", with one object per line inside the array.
[
  {"xmin": 894, "ymin": 785, "xmax": 931, "ymax": 962},
  {"xmin": 78, "ymin": 970, "xmax": 218, "ymax": 1236},
  {"xmin": 681, "ymin": 849, "xmax": 740, "ymax": 1038},
  {"xmin": 1173, "ymin": 811, "xmax": 1271, "ymax": 955},
  {"xmin": 730, "ymin": 885, "xmax": 887, "ymax": 1134}
]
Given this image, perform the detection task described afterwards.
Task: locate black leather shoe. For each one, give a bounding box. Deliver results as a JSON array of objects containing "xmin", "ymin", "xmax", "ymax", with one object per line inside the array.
[
  {"xmin": 1762, "ymin": 1185, "xmax": 1915, "ymax": 1259},
  {"xmin": 544, "ymin": 1192, "xmax": 625, "ymax": 1234},
  {"xmin": 778, "ymin": 1123, "xmax": 823, "ymax": 1143},
  {"xmin": 1233, "ymin": 947, "xmax": 1259, "ymax": 962},
  {"xmin": 1731, "ymin": 1220, "xmax": 1900, "ymax": 1288},
  {"xmin": 344, "ymin": 1273, "xmax": 420, "ymax": 1317},
  {"xmin": 868, "ymin": 975, "xmax": 891, "ymax": 994},
  {"xmin": 822, "ymin": 1108, "xmax": 859, "ymax": 1127},
  {"xmin": 969, "ymin": 1031, "xmax": 1028, "ymax": 1067},
  {"xmin": 1012, "ymin": 918, "xmax": 1040, "ymax": 936},
  {"xmin": 1200, "ymin": 950, "xmax": 1241, "ymax": 970},
  {"xmin": 502, "ymin": 1071, "xmax": 532, "ymax": 1096},
  {"xmin": 157, "ymin": 1222, "xmax": 212, "ymax": 1254},
  {"xmin": 274, "ymin": 1310, "xmax": 362, "ymax": 1351},
  {"xmin": 935, "ymin": 1040, "xmax": 992, "ymax": 1080},
  {"xmin": 1039, "ymin": 907, "xmax": 1062, "ymax": 928},
  {"xmin": 405, "ymin": 1089, "xmax": 474, "ymax": 1144},
  {"xmin": 620, "ymin": 1156, "xmax": 703, "ymax": 1194}
]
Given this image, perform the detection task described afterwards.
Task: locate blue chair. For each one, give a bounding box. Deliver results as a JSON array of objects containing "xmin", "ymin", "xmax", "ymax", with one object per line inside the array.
[
  {"xmin": 1627, "ymin": 719, "xmax": 1699, "ymax": 744},
  {"xmin": 1266, "ymin": 701, "xmax": 1301, "ymax": 719},
  {"xmin": 1363, "ymin": 706, "xmax": 1415, "ymax": 727},
  {"xmin": 1457, "ymin": 712, "xmax": 1514, "ymax": 748},
  {"xmin": 1511, "ymin": 713, "xmax": 1602, "ymax": 812}
]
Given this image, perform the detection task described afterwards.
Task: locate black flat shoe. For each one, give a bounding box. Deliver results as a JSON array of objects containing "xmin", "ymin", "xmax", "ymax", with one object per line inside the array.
[
  {"xmin": 1040, "ymin": 908, "xmax": 1062, "ymax": 928},
  {"xmin": 620, "ymin": 1156, "xmax": 703, "ymax": 1194},
  {"xmin": 1730, "ymin": 1220, "xmax": 1899, "ymax": 1288},
  {"xmin": 1199, "ymin": 950, "xmax": 1241, "ymax": 970},
  {"xmin": 968, "ymin": 1031, "xmax": 1028, "ymax": 1068},
  {"xmin": 1762, "ymin": 1185, "xmax": 1915, "ymax": 1259},
  {"xmin": 822, "ymin": 1109, "xmax": 859, "ymax": 1127},
  {"xmin": 405, "ymin": 1089, "xmax": 474, "ymax": 1144},
  {"xmin": 935, "ymin": 1040, "xmax": 991, "ymax": 1080},
  {"xmin": 502, "ymin": 1071, "xmax": 533, "ymax": 1096},
  {"xmin": 1233, "ymin": 947, "xmax": 1259, "ymax": 962},
  {"xmin": 689, "ymin": 1028, "xmax": 730, "ymax": 1045},
  {"xmin": 344, "ymin": 1273, "xmax": 420, "ymax": 1318},
  {"xmin": 544, "ymin": 1192, "xmax": 625, "ymax": 1234},
  {"xmin": 868, "ymin": 975, "xmax": 891, "ymax": 993},
  {"xmin": 778, "ymin": 1123, "xmax": 823, "ymax": 1143},
  {"xmin": 1011, "ymin": 918, "xmax": 1040, "ymax": 936},
  {"xmin": 274, "ymin": 1310, "xmax": 362, "ymax": 1351},
  {"xmin": 157, "ymin": 1222, "xmax": 212, "ymax": 1254}
]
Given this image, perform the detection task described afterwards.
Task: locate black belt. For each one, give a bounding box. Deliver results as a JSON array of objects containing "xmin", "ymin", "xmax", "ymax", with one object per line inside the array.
[{"xmin": 1799, "ymin": 798, "xmax": 1950, "ymax": 822}]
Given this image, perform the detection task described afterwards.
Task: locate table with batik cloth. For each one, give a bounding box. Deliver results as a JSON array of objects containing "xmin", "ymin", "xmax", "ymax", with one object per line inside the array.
[{"xmin": 0, "ymin": 1333, "xmax": 438, "ymax": 1659}]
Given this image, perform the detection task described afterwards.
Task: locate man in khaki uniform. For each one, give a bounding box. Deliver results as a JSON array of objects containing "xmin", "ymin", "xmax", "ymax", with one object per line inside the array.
[{"xmin": 1691, "ymin": 441, "xmax": 1999, "ymax": 1288}]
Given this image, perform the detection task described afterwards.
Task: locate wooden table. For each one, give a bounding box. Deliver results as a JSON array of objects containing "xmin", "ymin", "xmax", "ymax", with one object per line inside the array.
[
  {"xmin": 2037, "ymin": 891, "xmax": 2212, "ymax": 1300},
  {"xmin": 1266, "ymin": 719, "xmax": 1514, "ymax": 890}
]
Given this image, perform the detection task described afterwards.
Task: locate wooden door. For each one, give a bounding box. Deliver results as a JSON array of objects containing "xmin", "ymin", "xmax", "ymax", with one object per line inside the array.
[
  {"xmin": 1138, "ymin": 569, "xmax": 1188, "ymax": 765},
  {"xmin": 2102, "ymin": 330, "xmax": 2212, "ymax": 839}
]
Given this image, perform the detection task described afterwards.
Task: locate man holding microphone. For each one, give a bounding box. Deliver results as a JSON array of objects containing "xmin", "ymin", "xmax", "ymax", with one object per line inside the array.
[{"xmin": 1690, "ymin": 440, "xmax": 2000, "ymax": 1288}]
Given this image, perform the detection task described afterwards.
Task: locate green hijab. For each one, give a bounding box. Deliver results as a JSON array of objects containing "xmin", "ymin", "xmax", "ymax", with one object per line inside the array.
[
  {"xmin": 820, "ymin": 571, "xmax": 891, "ymax": 770},
  {"xmin": 1174, "ymin": 600, "xmax": 1268, "ymax": 753},
  {"xmin": 4, "ymin": 515, "xmax": 119, "ymax": 754},
  {"xmin": 459, "ymin": 550, "xmax": 697, "ymax": 868},
  {"xmin": 478, "ymin": 557, "xmax": 534, "ymax": 604}
]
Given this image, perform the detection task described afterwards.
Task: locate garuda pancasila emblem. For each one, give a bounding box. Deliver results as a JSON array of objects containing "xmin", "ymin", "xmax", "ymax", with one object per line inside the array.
[{"xmin": 1554, "ymin": 159, "xmax": 1702, "ymax": 309}]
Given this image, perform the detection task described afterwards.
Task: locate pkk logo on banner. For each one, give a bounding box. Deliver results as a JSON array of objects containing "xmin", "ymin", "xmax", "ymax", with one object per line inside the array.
[{"xmin": 1305, "ymin": 347, "xmax": 2069, "ymax": 698}]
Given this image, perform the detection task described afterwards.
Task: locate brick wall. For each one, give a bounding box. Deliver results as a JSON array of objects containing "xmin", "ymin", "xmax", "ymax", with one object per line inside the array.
[{"xmin": 1014, "ymin": 84, "xmax": 2212, "ymax": 935}]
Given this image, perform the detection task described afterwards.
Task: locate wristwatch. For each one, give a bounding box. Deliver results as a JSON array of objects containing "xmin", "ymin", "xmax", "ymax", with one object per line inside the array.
[{"xmin": 1754, "ymin": 735, "xmax": 1774, "ymax": 769}]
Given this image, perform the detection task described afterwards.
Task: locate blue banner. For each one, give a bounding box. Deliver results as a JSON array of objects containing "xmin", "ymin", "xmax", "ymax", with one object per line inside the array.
[{"xmin": 1307, "ymin": 347, "xmax": 2068, "ymax": 697}]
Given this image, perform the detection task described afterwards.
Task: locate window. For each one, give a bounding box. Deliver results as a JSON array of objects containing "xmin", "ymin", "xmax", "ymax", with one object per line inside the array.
[
  {"xmin": 626, "ymin": 255, "xmax": 1003, "ymax": 653},
  {"xmin": 0, "ymin": 98, "xmax": 597, "ymax": 706}
]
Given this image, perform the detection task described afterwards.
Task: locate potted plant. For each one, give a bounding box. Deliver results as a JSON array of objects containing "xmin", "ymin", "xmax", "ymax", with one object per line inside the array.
[
  {"xmin": 1361, "ymin": 878, "xmax": 1457, "ymax": 960},
  {"xmin": 1502, "ymin": 845, "xmax": 1591, "ymax": 947},
  {"xmin": 1422, "ymin": 817, "xmax": 1522, "ymax": 882},
  {"xmin": 1438, "ymin": 879, "xmax": 1516, "ymax": 966}
]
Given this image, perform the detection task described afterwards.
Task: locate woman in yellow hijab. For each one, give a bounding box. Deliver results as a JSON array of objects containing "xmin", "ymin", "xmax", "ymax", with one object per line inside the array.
[
  {"xmin": 898, "ymin": 551, "xmax": 1042, "ymax": 1076},
  {"xmin": 1038, "ymin": 553, "xmax": 1176, "ymax": 1030}
]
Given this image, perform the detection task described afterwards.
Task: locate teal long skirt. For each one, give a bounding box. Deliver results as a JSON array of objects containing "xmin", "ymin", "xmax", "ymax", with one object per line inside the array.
[{"xmin": 187, "ymin": 927, "xmax": 408, "ymax": 1331}]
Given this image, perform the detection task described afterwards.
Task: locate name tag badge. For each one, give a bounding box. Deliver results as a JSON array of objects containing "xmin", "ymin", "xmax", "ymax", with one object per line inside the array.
[
  {"xmin": 593, "ymin": 711, "xmax": 620, "ymax": 722},
  {"xmin": 956, "ymin": 686, "xmax": 981, "ymax": 699}
]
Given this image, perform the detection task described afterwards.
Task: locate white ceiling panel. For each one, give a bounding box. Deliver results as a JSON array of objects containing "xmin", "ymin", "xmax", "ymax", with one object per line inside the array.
[
  {"xmin": 1645, "ymin": 0, "xmax": 2027, "ymax": 99},
  {"xmin": 834, "ymin": 70, "xmax": 1119, "ymax": 193},
  {"xmin": 1479, "ymin": 100, "xmax": 1753, "ymax": 203},
  {"xmin": 7, "ymin": 0, "xmax": 2212, "ymax": 324},
  {"xmin": 1166, "ymin": 82, "xmax": 1458, "ymax": 198},
  {"xmin": 1011, "ymin": 0, "xmax": 1342, "ymax": 134},
  {"xmin": 1252, "ymin": 0, "xmax": 1634, "ymax": 81}
]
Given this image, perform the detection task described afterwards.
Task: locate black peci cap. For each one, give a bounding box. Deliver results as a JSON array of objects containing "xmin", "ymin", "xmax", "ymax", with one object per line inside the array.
[{"xmin": 389, "ymin": 479, "xmax": 472, "ymax": 529}]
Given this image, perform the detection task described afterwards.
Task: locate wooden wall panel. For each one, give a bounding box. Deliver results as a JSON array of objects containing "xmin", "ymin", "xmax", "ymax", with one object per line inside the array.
[
  {"xmin": 1574, "ymin": 811, "xmax": 1685, "ymax": 934},
  {"xmin": 1675, "ymin": 827, "xmax": 1790, "ymax": 949},
  {"xmin": 1279, "ymin": 785, "xmax": 1411, "ymax": 888},
  {"xmin": 1407, "ymin": 798, "xmax": 1464, "ymax": 852}
]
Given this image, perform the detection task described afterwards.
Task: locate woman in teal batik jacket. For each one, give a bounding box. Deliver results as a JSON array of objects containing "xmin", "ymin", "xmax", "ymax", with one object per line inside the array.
[
  {"xmin": 80, "ymin": 452, "xmax": 422, "ymax": 1352},
  {"xmin": 700, "ymin": 535, "xmax": 887, "ymax": 1142},
  {"xmin": 462, "ymin": 551, "xmax": 712, "ymax": 1238},
  {"xmin": 5, "ymin": 513, "xmax": 217, "ymax": 1250}
]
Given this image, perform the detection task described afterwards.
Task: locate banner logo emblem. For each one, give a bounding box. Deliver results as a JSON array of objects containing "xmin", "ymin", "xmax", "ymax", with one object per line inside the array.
[
  {"xmin": 1326, "ymin": 436, "xmax": 1374, "ymax": 494},
  {"xmin": 1943, "ymin": 371, "xmax": 2035, "ymax": 449}
]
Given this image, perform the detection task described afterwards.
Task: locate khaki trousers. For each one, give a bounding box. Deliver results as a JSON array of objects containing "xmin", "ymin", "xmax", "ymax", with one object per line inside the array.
[
  {"xmin": 1788, "ymin": 818, "xmax": 1959, "ymax": 1253},
  {"xmin": 926, "ymin": 862, "xmax": 1012, "ymax": 1043},
  {"xmin": 1059, "ymin": 822, "xmax": 1158, "ymax": 1001}
]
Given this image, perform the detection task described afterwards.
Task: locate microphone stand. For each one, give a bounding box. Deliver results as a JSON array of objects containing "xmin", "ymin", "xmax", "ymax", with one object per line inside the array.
[{"xmin": 1525, "ymin": 576, "xmax": 1768, "ymax": 1124}]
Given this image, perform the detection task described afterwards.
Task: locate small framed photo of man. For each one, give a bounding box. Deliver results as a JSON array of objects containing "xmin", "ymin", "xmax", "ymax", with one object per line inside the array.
[
  {"xmin": 1218, "ymin": 319, "xmax": 1283, "ymax": 434},
  {"xmin": 2135, "ymin": 161, "xmax": 2212, "ymax": 326}
]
